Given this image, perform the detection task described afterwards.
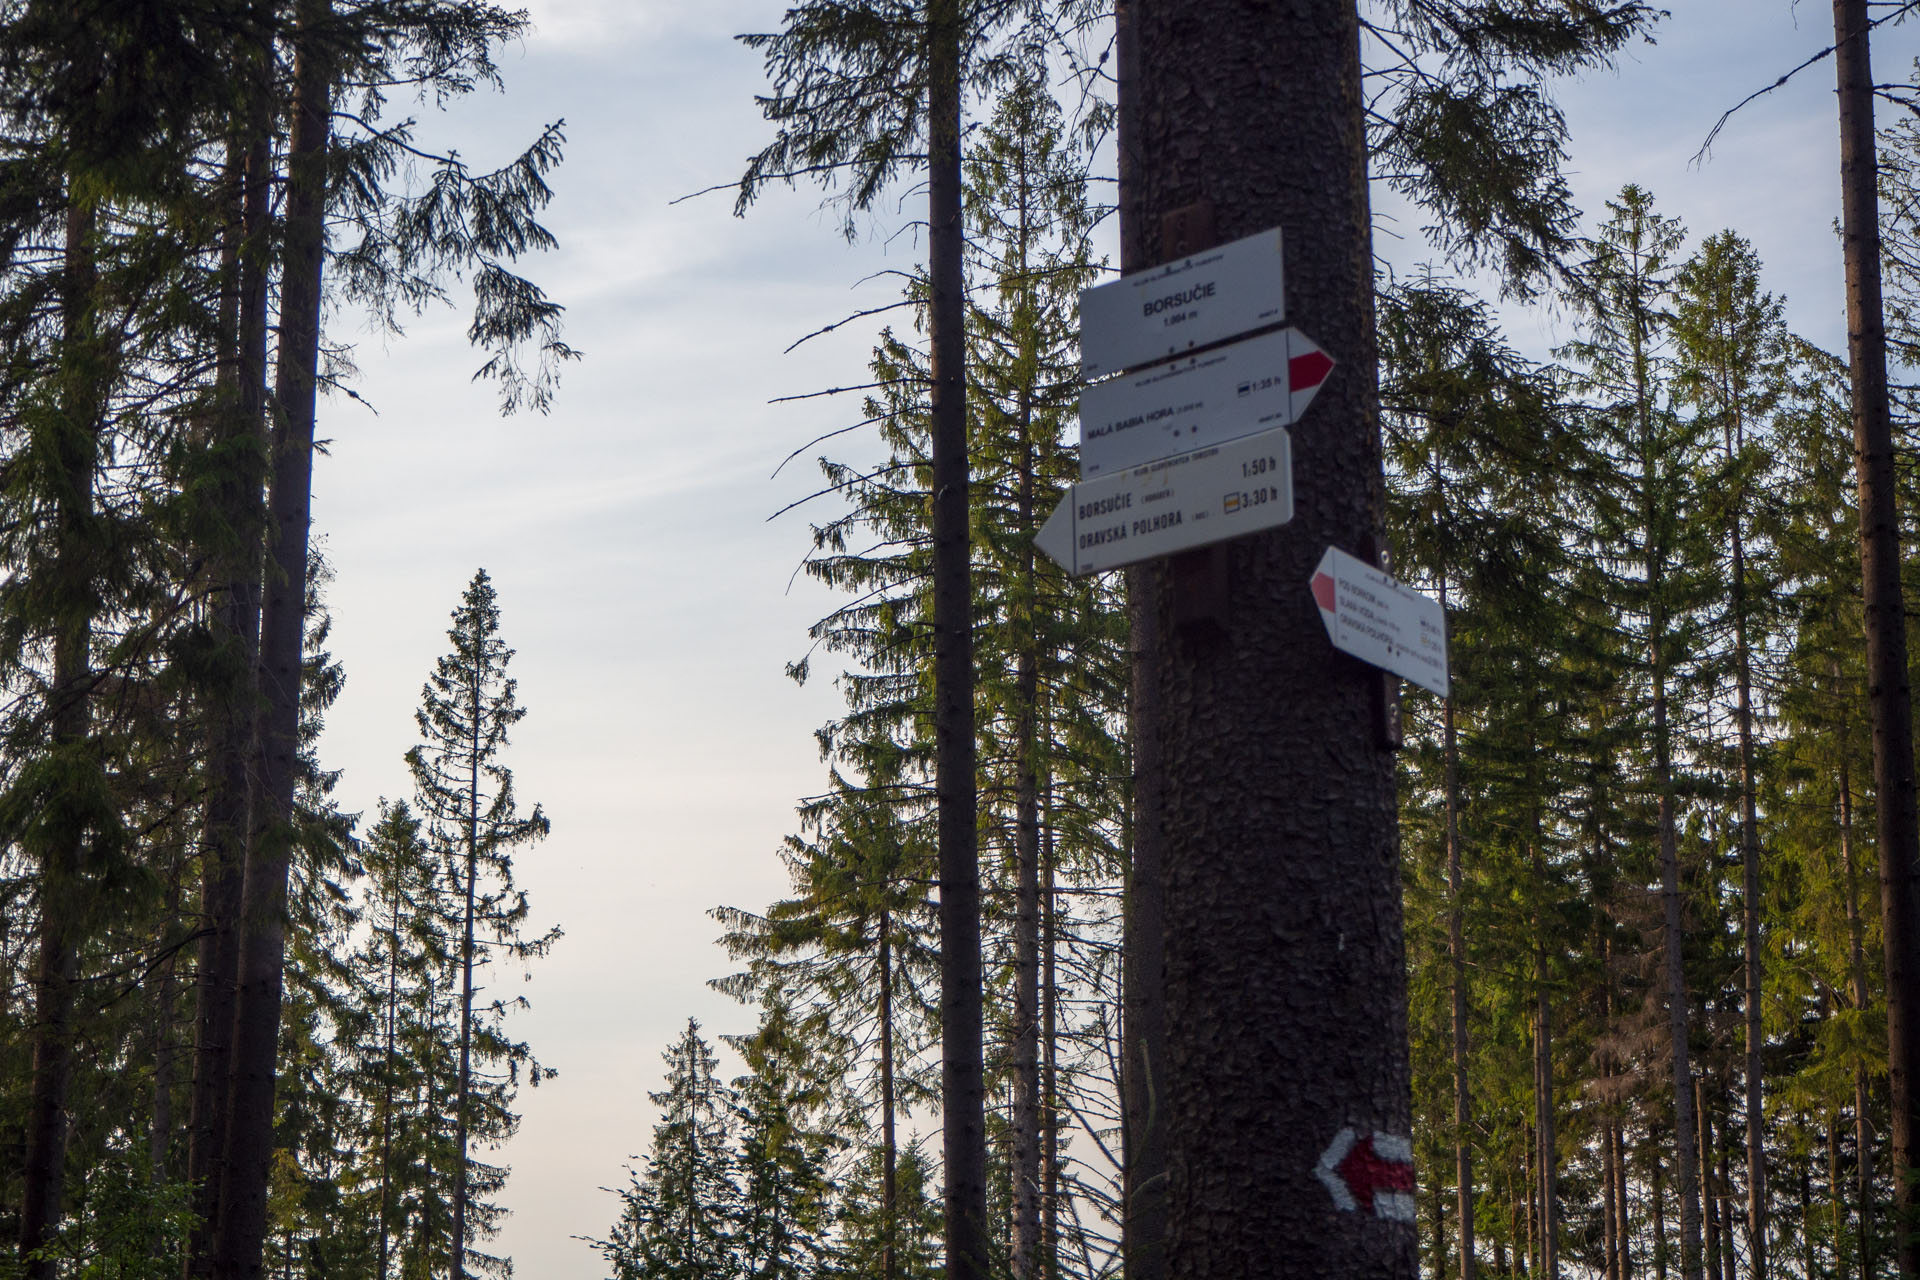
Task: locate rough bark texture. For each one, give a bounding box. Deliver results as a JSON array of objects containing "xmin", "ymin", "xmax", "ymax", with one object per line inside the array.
[
  {"xmin": 926, "ymin": 4, "xmax": 988, "ymax": 1280},
  {"xmin": 1832, "ymin": 6, "xmax": 1920, "ymax": 1278},
  {"xmin": 212, "ymin": 6, "xmax": 331, "ymax": 1274},
  {"xmin": 1126, "ymin": 5, "xmax": 1413, "ymax": 1280}
]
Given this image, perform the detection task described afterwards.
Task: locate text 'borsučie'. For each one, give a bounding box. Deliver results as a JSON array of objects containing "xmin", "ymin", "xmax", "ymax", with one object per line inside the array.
[{"xmin": 1143, "ymin": 281, "xmax": 1216, "ymax": 317}]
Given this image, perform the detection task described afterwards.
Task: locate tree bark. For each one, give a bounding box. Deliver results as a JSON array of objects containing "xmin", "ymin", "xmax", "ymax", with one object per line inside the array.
[
  {"xmin": 213, "ymin": 5, "xmax": 332, "ymax": 1274},
  {"xmin": 1832, "ymin": 6, "xmax": 1920, "ymax": 1278},
  {"xmin": 926, "ymin": 4, "xmax": 987, "ymax": 1279},
  {"xmin": 1127, "ymin": 5, "xmax": 1411, "ymax": 1280}
]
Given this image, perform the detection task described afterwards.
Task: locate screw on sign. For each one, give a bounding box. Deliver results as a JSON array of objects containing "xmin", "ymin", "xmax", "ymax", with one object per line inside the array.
[{"xmin": 1315, "ymin": 1127, "xmax": 1416, "ymax": 1223}]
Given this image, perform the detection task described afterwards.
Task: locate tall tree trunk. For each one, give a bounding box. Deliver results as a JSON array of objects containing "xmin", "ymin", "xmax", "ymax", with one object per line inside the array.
[
  {"xmin": 187, "ymin": 16, "xmax": 273, "ymax": 1271},
  {"xmin": 1731, "ymin": 522, "xmax": 1766, "ymax": 1280},
  {"xmin": 1041, "ymin": 803, "xmax": 1060, "ymax": 1280},
  {"xmin": 213, "ymin": 5, "xmax": 332, "ymax": 1274},
  {"xmin": 377, "ymin": 893, "xmax": 400, "ymax": 1280},
  {"xmin": 879, "ymin": 911, "xmax": 897, "ymax": 1280},
  {"xmin": 1832, "ymin": 6, "xmax": 1920, "ymax": 1275},
  {"xmin": 1615, "ymin": 1109, "xmax": 1634, "ymax": 1280},
  {"xmin": 1533, "ymin": 908, "xmax": 1559, "ymax": 1280},
  {"xmin": 1837, "ymin": 703, "xmax": 1875, "ymax": 1280},
  {"xmin": 1442, "ymin": 566, "xmax": 1474, "ymax": 1280},
  {"xmin": 153, "ymin": 868, "xmax": 183, "ymax": 1187},
  {"xmin": 1655, "ymin": 1135, "xmax": 1671, "ymax": 1280},
  {"xmin": 452, "ymin": 676, "xmax": 482, "ymax": 1280},
  {"xmin": 1011, "ymin": 333, "xmax": 1043, "ymax": 1280},
  {"xmin": 1654, "ymin": 546, "xmax": 1706, "ymax": 1280},
  {"xmin": 927, "ymin": 1, "xmax": 987, "ymax": 1276},
  {"xmin": 16, "ymin": 198, "xmax": 103, "ymax": 1280},
  {"xmin": 1128, "ymin": 4, "xmax": 1410, "ymax": 1279},
  {"xmin": 1700, "ymin": 1079, "xmax": 1724, "ymax": 1280}
]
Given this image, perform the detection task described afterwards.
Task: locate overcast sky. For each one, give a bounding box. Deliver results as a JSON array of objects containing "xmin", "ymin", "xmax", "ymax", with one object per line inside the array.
[{"xmin": 307, "ymin": 3, "xmax": 1919, "ymax": 1276}]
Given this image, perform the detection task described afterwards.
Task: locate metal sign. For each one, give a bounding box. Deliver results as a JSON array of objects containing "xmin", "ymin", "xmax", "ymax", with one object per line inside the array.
[
  {"xmin": 1079, "ymin": 226, "xmax": 1286, "ymax": 378},
  {"xmin": 1036, "ymin": 426, "xmax": 1293, "ymax": 576},
  {"xmin": 1079, "ymin": 326, "xmax": 1334, "ymax": 479},
  {"xmin": 1309, "ymin": 546, "xmax": 1449, "ymax": 697}
]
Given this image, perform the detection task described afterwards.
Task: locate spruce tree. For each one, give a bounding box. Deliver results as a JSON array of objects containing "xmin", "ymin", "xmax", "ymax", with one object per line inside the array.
[
  {"xmin": 599, "ymin": 1020, "xmax": 741, "ymax": 1280},
  {"xmin": 405, "ymin": 568, "xmax": 557, "ymax": 1280}
]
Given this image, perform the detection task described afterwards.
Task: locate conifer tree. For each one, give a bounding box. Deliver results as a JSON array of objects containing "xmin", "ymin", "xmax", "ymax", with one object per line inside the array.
[
  {"xmin": 729, "ymin": 999, "xmax": 838, "ymax": 1280},
  {"xmin": 599, "ymin": 1020, "xmax": 741, "ymax": 1280},
  {"xmin": 1672, "ymin": 230, "xmax": 1792, "ymax": 1280},
  {"xmin": 405, "ymin": 568, "xmax": 557, "ymax": 1280}
]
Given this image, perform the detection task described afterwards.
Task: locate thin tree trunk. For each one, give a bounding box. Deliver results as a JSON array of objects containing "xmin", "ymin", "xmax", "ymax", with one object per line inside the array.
[
  {"xmin": 1616, "ymin": 1117, "xmax": 1635, "ymax": 1280},
  {"xmin": 1655, "ymin": 557, "xmax": 1706, "ymax": 1280},
  {"xmin": 153, "ymin": 867, "xmax": 182, "ymax": 1188},
  {"xmin": 1731, "ymin": 522, "xmax": 1766, "ymax": 1280},
  {"xmin": 377, "ymin": 892, "xmax": 400, "ymax": 1280},
  {"xmin": 452, "ymin": 668, "xmax": 482, "ymax": 1280},
  {"xmin": 1011, "ymin": 313, "xmax": 1043, "ymax": 1280},
  {"xmin": 1606, "ymin": 1115, "xmax": 1622, "ymax": 1280},
  {"xmin": 925, "ymin": 2, "xmax": 987, "ymax": 1278},
  {"xmin": 1041, "ymin": 800, "xmax": 1059, "ymax": 1280},
  {"xmin": 213, "ymin": 5, "xmax": 332, "ymax": 1273},
  {"xmin": 1838, "ymin": 712, "xmax": 1875, "ymax": 1280},
  {"xmin": 1832, "ymin": 6, "xmax": 1920, "ymax": 1275},
  {"xmin": 1534, "ymin": 929, "xmax": 1559, "ymax": 1280},
  {"xmin": 1656, "ymin": 1136, "xmax": 1671, "ymax": 1280},
  {"xmin": 16, "ymin": 198, "xmax": 103, "ymax": 1280},
  {"xmin": 879, "ymin": 911, "xmax": 897, "ymax": 1280},
  {"xmin": 1442, "ymin": 566, "xmax": 1474, "ymax": 1280},
  {"xmin": 1700, "ymin": 1079, "xmax": 1724, "ymax": 1280}
]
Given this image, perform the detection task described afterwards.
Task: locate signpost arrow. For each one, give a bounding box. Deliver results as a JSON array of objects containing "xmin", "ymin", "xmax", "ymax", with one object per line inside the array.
[
  {"xmin": 1036, "ymin": 426, "xmax": 1292, "ymax": 576},
  {"xmin": 1079, "ymin": 226, "xmax": 1285, "ymax": 379},
  {"xmin": 1315, "ymin": 1127, "xmax": 1416, "ymax": 1223},
  {"xmin": 1079, "ymin": 326, "xmax": 1334, "ymax": 478},
  {"xmin": 1309, "ymin": 546, "xmax": 1449, "ymax": 697}
]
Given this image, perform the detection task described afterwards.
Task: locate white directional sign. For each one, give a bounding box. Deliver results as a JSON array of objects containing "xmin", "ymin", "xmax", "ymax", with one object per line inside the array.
[
  {"xmin": 1036, "ymin": 427, "xmax": 1293, "ymax": 577},
  {"xmin": 1079, "ymin": 326, "xmax": 1334, "ymax": 479},
  {"xmin": 1310, "ymin": 546, "xmax": 1449, "ymax": 697},
  {"xmin": 1080, "ymin": 227, "xmax": 1285, "ymax": 378}
]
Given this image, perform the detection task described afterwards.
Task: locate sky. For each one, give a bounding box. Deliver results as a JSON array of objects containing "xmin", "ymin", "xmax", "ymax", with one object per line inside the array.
[{"xmin": 306, "ymin": 3, "xmax": 1920, "ymax": 1276}]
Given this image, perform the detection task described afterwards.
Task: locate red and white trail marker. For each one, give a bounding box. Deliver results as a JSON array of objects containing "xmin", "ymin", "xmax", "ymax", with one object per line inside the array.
[
  {"xmin": 1310, "ymin": 546, "xmax": 1449, "ymax": 697},
  {"xmin": 1078, "ymin": 326, "xmax": 1335, "ymax": 479},
  {"xmin": 1316, "ymin": 1127, "xmax": 1416, "ymax": 1223}
]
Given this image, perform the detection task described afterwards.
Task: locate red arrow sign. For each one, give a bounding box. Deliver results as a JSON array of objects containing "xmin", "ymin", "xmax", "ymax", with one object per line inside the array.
[
  {"xmin": 1289, "ymin": 346, "xmax": 1334, "ymax": 395},
  {"xmin": 1315, "ymin": 1127, "xmax": 1415, "ymax": 1222}
]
